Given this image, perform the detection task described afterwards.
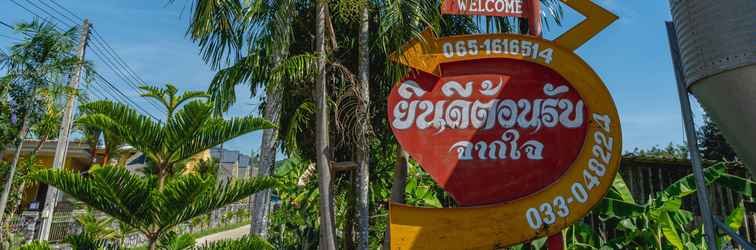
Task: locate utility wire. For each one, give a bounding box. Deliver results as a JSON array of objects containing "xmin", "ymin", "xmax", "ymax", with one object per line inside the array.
[
  {"xmin": 10, "ymin": 0, "xmax": 164, "ymax": 119},
  {"xmin": 87, "ymin": 41, "xmax": 166, "ymax": 115},
  {"xmin": 87, "ymin": 34, "xmax": 167, "ymax": 114},
  {"xmin": 37, "ymin": 0, "xmax": 165, "ymax": 113},
  {"xmin": 93, "ymin": 72, "xmax": 162, "ymax": 121},
  {"xmin": 36, "ymin": 0, "xmax": 166, "ymax": 114}
]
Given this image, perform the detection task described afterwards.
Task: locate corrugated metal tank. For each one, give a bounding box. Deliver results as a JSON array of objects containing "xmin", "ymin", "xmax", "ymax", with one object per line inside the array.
[{"xmin": 669, "ymin": 0, "xmax": 756, "ymax": 175}]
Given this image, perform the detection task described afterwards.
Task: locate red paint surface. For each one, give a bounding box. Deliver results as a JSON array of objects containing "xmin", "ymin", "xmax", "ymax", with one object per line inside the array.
[
  {"xmin": 547, "ymin": 233, "xmax": 565, "ymax": 250},
  {"xmin": 388, "ymin": 58, "xmax": 589, "ymax": 206},
  {"xmin": 441, "ymin": 0, "xmax": 529, "ymax": 17}
]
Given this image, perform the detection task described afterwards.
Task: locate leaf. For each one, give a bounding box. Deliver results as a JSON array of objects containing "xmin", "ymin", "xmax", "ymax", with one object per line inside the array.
[
  {"xmin": 718, "ymin": 202, "xmax": 745, "ymax": 247},
  {"xmin": 422, "ymin": 194, "xmax": 442, "ymax": 208},
  {"xmin": 659, "ymin": 163, "xmax": 726, "ymax": 199},
  {"xmin": 608, "ymin": 174, "xmax": 635, "ymax": 203},
  {"xmin": 714, "ymin": 174, "xmax": 756, "ymax": 197},
  {"xmin": 659, "ymin": 211, "xmax": 685, "ymax": 250},
  {"xmin": 595, "ymin": 198, "xmax": 645, "ymax": 220}
]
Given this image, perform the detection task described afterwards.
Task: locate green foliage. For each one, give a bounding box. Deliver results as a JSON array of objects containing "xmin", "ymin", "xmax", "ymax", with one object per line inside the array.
[
  {"xmin": 195, "ymin": 235, "xmax": 273, "ymax": 250},
  {"xmin": 157, "ymin": 231, "xmax": 196, "ymax": 250},
  {"xmin": 30, "ymin": 165, "xmax": 275, "ymax": 247},
  {"xmin": 698, "ymin": 115, "xmax": 737, "ymax": 162},
  {"xmin": 626, "ymin": 143, "xmax": 689, "ymax": 159},
  {"xmin": 17, "ymin": 240, "xmax": 52, "ymax": 250},
  {"xmin": 65, "ymin": 233, "xmax": 108, "ymax": 250},
  {"xmin": 75, "ymin": 84, "xmax": 274, "ymax": 186},
  {"xmin": 0, "ymin": 20, "xmax": 93, "ymax": 145},
  {"xmin": 571, "ymin": 163, "xmax": 754, "ymax": 249},
  {"xmin": 404, "ymin": 161, "xmax": 443, "ymax": 208}
]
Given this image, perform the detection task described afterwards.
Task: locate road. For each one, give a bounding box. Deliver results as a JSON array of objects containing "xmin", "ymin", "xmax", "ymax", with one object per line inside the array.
[{"xmin": 195, "ymin": 224, "xmax": 251, "ymax": 246}]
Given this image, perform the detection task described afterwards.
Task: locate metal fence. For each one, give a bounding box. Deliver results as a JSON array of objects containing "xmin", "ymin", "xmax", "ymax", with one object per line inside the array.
[{"xmin": 9, "ymin": 201, "xmax": 251, "ymax": 247}]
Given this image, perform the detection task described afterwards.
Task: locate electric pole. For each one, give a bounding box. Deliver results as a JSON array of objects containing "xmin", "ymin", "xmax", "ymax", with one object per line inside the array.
[{"xmin": 38, "ymin": 19, "xmax": 90, "ymax": 241}]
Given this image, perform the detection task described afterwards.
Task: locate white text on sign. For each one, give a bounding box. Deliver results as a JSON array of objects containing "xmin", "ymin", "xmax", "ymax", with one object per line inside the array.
[
  {"xmin": 441, "ymin": 38, "xmax": 554, "ymax": 64},
  {"xmin": 442, "ymin": 0, "xmax": 526, "ymax": 17},
  {"xmin": 525, "ymin": 113, "xmax": 614, "ymax": 230}
]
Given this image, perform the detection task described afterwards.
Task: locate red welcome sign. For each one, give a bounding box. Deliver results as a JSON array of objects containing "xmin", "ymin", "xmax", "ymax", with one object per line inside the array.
[
  {"xmin": 388, "ymin": 58, "xmax": 588, "ymax": 206},
  {"xmin": 442, "ymin": 0, "xmax": 530, "ymax": 17}
]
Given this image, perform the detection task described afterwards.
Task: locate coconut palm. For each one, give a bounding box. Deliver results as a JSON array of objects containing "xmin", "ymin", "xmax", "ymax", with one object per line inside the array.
[
  {"xmin": 180, "ymin": 0, "xmax": 566, "ymax": 248},
  {"xmin": 0, "ymin": 20, "xmax": 90, "ymax": 236}
]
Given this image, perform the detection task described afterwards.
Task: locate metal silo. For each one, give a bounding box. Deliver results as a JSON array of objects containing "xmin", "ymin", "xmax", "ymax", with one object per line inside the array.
[{"xmin": 669, "ymin": 0, "xmax": 756, "ymax": 176}]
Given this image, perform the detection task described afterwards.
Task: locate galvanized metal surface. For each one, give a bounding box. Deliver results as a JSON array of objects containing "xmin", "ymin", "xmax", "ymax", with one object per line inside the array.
[
  {"xmin": 669, "ymin": 0, "xmax": 756, "ymax": 86},
  {"xmin": 667, "ymin": 21, "xmax": 717, "ymax": 249}
]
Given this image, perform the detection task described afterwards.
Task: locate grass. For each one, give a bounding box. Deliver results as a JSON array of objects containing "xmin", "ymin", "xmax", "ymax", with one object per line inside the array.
[
  {"xmin": 125, "ymin": 219, "xmax": 251, "ymax": 250},
  {"xmin": 189, "ymin": 219, "xmax": 251, "ymax": 239}
]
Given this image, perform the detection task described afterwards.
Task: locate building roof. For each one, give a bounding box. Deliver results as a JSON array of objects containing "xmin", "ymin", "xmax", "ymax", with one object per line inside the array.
[
  {"xmin": 2, "ymin": 139, "xmax": 92, "ymax": 160},
  {"xmin": 210, "ymin": 147, "xmax": 254, "ymax": 168}
]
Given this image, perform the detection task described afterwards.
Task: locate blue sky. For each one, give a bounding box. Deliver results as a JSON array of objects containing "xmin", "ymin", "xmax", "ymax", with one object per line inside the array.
[{"xmin": 0, "ymin": 0, "xmax": 702, "ymax": 156}]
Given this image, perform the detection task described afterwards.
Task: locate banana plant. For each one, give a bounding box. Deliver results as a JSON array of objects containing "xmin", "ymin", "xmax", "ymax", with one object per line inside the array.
[{"xmin": 568, "ymin": 163, "xmax": 755, "ymax": 250}]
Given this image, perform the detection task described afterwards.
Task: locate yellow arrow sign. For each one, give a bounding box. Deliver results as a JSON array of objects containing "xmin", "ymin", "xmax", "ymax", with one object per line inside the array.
[
  {"xmin": 392, "ymin": 0, "xmax": 617, "ymax": 75},
  {"xmin": 389, "ymin": 35, "xmax": 623, "ymax": 249}
]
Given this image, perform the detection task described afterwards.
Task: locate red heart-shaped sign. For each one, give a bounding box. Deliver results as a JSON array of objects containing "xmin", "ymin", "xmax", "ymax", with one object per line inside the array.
[{"xmin": 388, "ymin": 58, "xmax": 589, "ymax": 206}]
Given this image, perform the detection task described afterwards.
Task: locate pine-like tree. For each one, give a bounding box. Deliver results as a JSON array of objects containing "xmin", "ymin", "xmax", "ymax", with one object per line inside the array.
[{"xmin": 698, "ymin": 114, "xmax": 737, "ymax": 162}]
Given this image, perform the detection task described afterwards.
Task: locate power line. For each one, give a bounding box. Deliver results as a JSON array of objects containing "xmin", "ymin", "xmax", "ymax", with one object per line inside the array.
[
  {"xmin": 0, "ymin": 20, "xmax": 14, "ymax": 30},
  {"xmin": 87, "ymin": 34, "xmax": 167, "ymax": 114},
  {"xmin": 93, "ymin": 72, "xmax": 162, "ymax": 121},
  {"xmin": 47, "ymin": 0, "xmax": 83, "ymax": 21},
  {"xmin": 87, "ymin": 41, "xmax": 166, "ymax": 114},
  {"xmin": 9, "ymin": 0, "xmax": 164, "ymax": 118},
  {"xmin": 36, "ymin": 0, "xmax": 80, "ymax": 26},
  {"xmin": 31, "ymin": 0, "xmax": 166, "ymax": 114}
]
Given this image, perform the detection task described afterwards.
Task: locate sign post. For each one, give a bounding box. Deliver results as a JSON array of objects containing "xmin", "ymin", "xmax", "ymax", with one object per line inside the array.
[{"xmin": 388, "ymin": 0, "xmax": 618, "ymax": 249}]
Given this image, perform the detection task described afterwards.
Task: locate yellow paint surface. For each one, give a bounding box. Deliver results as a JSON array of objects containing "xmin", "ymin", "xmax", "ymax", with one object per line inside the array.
[{"xmin": 389, "ymin": 35, "xmax": 622, "ymax": 249}]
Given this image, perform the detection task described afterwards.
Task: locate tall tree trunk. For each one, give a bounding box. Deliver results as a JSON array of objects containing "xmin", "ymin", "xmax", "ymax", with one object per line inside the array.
[
  {"xmin": 344, "ymin": 172, "xmax": 356, "ymax": 250},
  {"xmin": 0, "ymin": 102, "xmax": 33, "ymax": 239},
  {"xmin": 315, "ymin": 0, "xmax": 336, "ymax": 249},
  {"xmin": 355, "ymin": 5, "xmax": 371, "ymax": 250},
  {"xmin": 382, "ymin": 147, "xmax": 409, "ymax": 249},
  {"xmin": 250, "ymin": 1, "xmax": 292, "ymax": 237},
  {"xmin": 249, "ymin": 50, "xmax": 285, "ymax": 240}
]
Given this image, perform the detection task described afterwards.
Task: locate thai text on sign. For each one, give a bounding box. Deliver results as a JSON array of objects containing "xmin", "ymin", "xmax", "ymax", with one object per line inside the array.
[{"xmin": 442, "ymin": 0, "xmax": 528, "ymax": 17}]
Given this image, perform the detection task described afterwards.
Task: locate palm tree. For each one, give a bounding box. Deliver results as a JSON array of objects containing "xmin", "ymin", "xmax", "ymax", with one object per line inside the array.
[
  {"xmin": 181, "ymin": 0, "xmax": 295, "ymax": 237},
  {"xmin": 0, "ymin": 20, "xmax": 86, "ymax": 235},
  {"xmin": 355, "ymin": 2, "xmax": 371, "ymax": 249},
  {"xmin": 315, "ymin": 0, "xmax": 337, "ymax": 248},
  {"xmin": 32, "ymin": 84, "xmax": 277, "ymax": 250}
]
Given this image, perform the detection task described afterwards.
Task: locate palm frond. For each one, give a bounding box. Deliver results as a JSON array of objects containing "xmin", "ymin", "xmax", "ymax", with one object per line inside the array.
[{"xmin": 187, "ymin": 0, "xmax": 245, "ymax": 68}]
